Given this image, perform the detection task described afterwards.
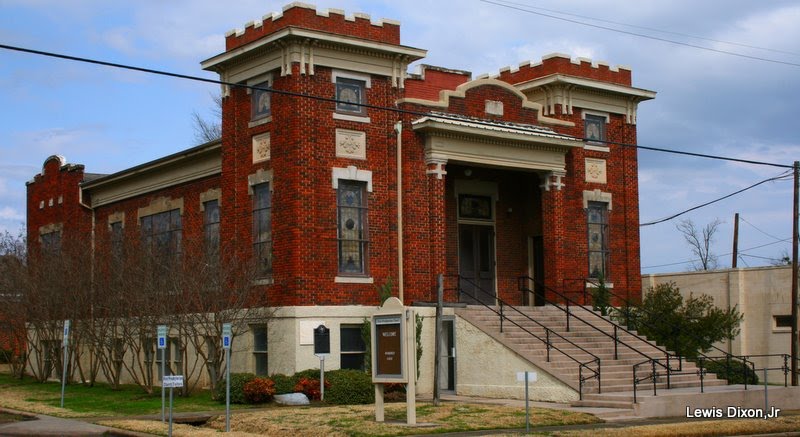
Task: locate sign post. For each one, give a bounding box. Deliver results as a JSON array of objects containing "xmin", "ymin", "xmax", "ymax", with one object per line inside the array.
[
  {"xmin": 163, "ymin": 375, "xmax": 184, "ymax": 437},
  {"xmin": 60, "ymin": 320, "xmax": 70, "ymax": 408},
  {"xmin": 314, "ymin": 325, "xmax": 330, "ymax": 401},
  {"xmin": 157, "ymin": 325, "xmax": 167, "ymax": 423},
  {"xmin": 222, "ymin": 323, "xmax": 232, "ymax": 432},
  {"xmin": 517, "ymin": 371, "xmax": 538, "ymax": 433}
]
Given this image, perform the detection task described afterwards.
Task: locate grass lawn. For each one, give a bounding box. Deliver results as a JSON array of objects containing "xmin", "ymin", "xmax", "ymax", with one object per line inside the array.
[
  {"xmin": 99, "ymin": 402, "xmax": 601, "ymax": 436},
  {"xmin": 0, "ymin": 372, "xmax": 243, "ymax": 417}
]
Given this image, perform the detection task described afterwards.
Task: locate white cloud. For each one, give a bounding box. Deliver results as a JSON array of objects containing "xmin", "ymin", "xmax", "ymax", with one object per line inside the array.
[{"xmin": 0, "ymin": 207, "xmax": 24, "ymax": 222}]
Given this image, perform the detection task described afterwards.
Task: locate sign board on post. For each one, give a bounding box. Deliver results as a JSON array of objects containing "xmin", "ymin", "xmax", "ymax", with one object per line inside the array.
[
  {"xmin": 313, "ymin": 325, "xmax": 330, "ymax": 355},
  {"xmin": 371, "ymin": 297, "xmax": 416, "ymax": 426},
  {"xmin": 62, "ymin": 320, "xmax": 70, "ymax": 348},
  {"xmin": 163, "ymin": 375, "xmax": 184, "ymax": 388},
  {"xmin": 374, "ymin": 316, "xmax": 403, "ymax": 379},
  {"xmin": 222, "ymin": 323, "xmax": 232, "ymax": 350},
  {"xmin": 157, "ymin": 325, "xmax": 167, "ymax": 349}
]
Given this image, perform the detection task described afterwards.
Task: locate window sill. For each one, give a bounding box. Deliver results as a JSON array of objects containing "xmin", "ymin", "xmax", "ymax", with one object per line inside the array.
[
  {"xmin": 584, "ymin": 143, "xmax": 610, "ymax": 152},
  {"xmin": 585, "ymin": 281, "xmax": 614, "ymax": 289},
  {"xmin": 335, "ymin": 276, "xmax": 374, "ymax": 284},
  {"xmin": 333, "ymin": 113, "xmax": 370, "ymax": 123},
  {"xmin": 253, "ymin": 278, "xmax": 274, "ymax": 286},
  {"xmin": 249, "ymin": 116, "xmax": 272, "ymax": 128},
  {"xmin": 772, "ymin": 328, "xmax": 791, "ymax": 333}
]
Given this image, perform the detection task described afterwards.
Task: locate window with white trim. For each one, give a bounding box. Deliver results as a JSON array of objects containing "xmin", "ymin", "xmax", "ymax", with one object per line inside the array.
[
  {"xmin": 340, "ymin": 325, "xmax": 366, "ymax": 370},
  {"xmin": 252, "ymin": 183, "xmax": 272, "ymax": 277},
  {"xmin": 335, "ymin": 77, "xmax": 366, "ymax": 116},
  {"xmin": 251, "ymin": 81, "xmax": 271, "ymax": 120},
  {"xmin": 252, "ymin": 325, "xmax": 268, "ymax": 376},
  {"xmin": 337, "ymin": 180, "xmax": 369, "ymax": 275},
  {"xmin": 584, "ymin": 114, "xmax": 606, "ymax": 143},
  {"xmin": 587, "ymin": 201, "xmax": 609, "ymax": 279}
]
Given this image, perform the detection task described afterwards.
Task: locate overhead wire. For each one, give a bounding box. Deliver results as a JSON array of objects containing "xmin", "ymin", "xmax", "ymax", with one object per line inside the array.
[
  {"xmin": 641, "ymin": 237, "xmax": 792, "ymax": 270},
  {"xmin": 740, "ymin": 215, "xmax": 787, "ymax": 242},
  {"xmin": 488, "ymin": 0, "xmax": 800, "ymax": 57},
  {"xmin": 0, "ymin": 43, "xmax": 793, "ymax": 170},
  {"xmin": 639, "ymin": 171, "xmax": 792, "ymax": 226},
  {"xmin": 479, "ymin": 0, "xmax": 800, "ymax": 68}
]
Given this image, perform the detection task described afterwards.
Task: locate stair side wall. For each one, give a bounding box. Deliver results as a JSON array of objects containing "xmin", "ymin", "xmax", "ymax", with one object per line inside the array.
[{"xmin": 456, "ymin": 316, "xmax": 578, "ymax": 402}]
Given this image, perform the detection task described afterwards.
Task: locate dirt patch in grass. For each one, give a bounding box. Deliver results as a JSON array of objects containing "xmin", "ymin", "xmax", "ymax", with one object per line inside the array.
[
  {"xmin": 100, "ymin": 402, "xmax": 599, "ymax": 436},
  {"xmin": 0, "ymin": 411, "xmax": 34, "ymax": 424},
  {"xmin": 552, "ymin": 414, "xmax": 800, "ymax": 437}
]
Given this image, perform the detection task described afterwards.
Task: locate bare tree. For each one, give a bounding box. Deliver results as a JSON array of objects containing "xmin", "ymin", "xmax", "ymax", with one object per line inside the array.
[
  {"xmin": 192, "ymin": 94, "xmax": 222, "ymax": 144},
  {"xmin": 0, "ymin": 229, "xmax": 28, "ymax": 378},
  {"xmin": 677, "ymin": 218, "xmax": 723, "ymax": 271}
]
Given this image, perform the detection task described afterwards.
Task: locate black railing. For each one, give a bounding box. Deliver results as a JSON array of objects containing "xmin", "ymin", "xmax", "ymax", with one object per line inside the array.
[
  {"xmin": 519, "ymin": 276, "xmax": 680, "ymax": 375},
  {"xmin": 452, "ymin": 275, "xmax": 601, "ymax": 400},
  {"xmin": 564, "ymin": 276, "xmax": 768, "ymax": 402}
]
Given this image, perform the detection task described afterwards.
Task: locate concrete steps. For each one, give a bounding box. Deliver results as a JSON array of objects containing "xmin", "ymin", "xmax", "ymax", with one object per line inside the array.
[{"xmin": 456, "ymin": 304, "xmax": 731, "ymax": 409}]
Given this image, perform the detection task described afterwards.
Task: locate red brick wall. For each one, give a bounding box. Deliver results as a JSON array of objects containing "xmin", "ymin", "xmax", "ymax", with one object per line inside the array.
[
  {"xmin": 496, "ymin": 55, "xmax": 632, "ymax": 86},
  {"xmin": 26, "ymin": 156, "xmax": 92, "ymax": 257},
  {"xmin": 225, "ymin": 4, "xmax": 400, "ymax": 51},
  {"xmin": 405, "ymin": 67, "xmax": 471, "ymax": 101}
]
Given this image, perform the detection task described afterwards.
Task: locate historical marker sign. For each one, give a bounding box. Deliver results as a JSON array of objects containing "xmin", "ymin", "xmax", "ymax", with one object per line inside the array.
[{"xmin": 163, "ymin": 375, "xmax": 184, "ymax": 388}]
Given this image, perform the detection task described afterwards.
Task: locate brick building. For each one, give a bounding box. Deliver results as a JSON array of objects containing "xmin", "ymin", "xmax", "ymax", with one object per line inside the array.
[{"xmin": 26, "ymin": 3, "xmax": 655, "ymax": 397}]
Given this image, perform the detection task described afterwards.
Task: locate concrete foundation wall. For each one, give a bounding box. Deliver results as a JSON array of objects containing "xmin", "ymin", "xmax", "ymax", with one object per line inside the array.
[{"xmin": 454, "ymin": 317, "xmax": 578, "ymax": 402}]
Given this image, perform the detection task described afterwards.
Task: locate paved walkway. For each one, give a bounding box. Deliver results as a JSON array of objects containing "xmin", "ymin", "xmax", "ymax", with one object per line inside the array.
[{"xmin": 0, "ymin": 410, "xmax": 123, "ymax": 436}]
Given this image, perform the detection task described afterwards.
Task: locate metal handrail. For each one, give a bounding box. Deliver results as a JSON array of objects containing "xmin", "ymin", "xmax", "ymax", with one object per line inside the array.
[
  {"xmin": 573, "ymin": 277, "xmax": 758, "ymax": 383},
  {"xmin": 452, "ymin": 275, "xmax": 601, "ymax": 399},
  {"xmin": 519, "ymin": 276, "xmax": 680, "ymax": 372}
]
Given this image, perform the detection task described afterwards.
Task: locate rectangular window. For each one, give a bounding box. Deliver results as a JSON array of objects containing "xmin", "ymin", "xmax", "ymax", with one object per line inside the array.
[
  {"xmin": 110, "ymin": 221, "xmax": 123, "ymax": 277},
  {"xmin": 251, "ymin": 81, "xmax": 271, "ymax": 120},
  {"xmin": 140, "ymin": 209, "xmax": 182, "ymax": 265},
  {"xmin": 203, "ymin": 200, "xmax": 220, "ymax": 259},
  {"xmin": 335, "ymin": 77, "xmax": 366, "ymax": 115},
  {"xmin": 252, "ymin": 325, "xmax": 268, "ymax": 376},
  {"xmin": 337, "ymin": 181, "xmax": 368, "ymax": 275},
  {"xmin": 252, "ymin": 183, "xmax": 272, "ymax": 277},
  {"xmin": 587, "ymin": 201, "xmax": 609, "ymax": 279},
  {"xmin": 340, "ymin": 325, "xmax": 366, "ymax": 371},
  {"xmin": 584, "ymin": 114, "xmax": 606, "ymax": 143},
  {"xmin": 40, "ymin": 231, "xmax": 61, "ymax": 255},
  {"xmin": 775, "ymin": 315, "xmax": 792, "ymax": 329}
]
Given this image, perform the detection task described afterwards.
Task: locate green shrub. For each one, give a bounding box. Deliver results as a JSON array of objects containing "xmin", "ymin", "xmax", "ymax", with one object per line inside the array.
[
  {"xmin": 270, "ymin": 373, "xmax": 296, "ymax": 395},
  {"xmin": 294, "ymin": 368, "xmax": 322, "ymax": 381},
  {"xmin": 216, "ymin": 373, "xmax": 256, "ymax": 404},
  {"xmin": 243, "ymin": 377, "xmax": 276, "ymax": 404},
  {"xmin": 324, "ymin": 369, "xmax": 374, "ymax": 405},
  {"xmin": 703, "ymin": 358, "xmax": 758, "ymax": 385}
]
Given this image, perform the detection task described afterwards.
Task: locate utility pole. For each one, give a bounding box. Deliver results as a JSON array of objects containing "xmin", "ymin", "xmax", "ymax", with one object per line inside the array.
[
  {"xmin": 792, "ymin": 161, "xmax": 798, "ymax": 386},
  {"xmin": 731, "ymin": 213, "xmax": 739, "ymax": 268}
]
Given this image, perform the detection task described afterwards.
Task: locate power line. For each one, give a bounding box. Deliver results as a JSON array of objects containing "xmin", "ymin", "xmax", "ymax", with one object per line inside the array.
[
  {"xmin": 493, "ymin": 0, "xmax": 800, "ymax": 58},
  {"xmin": 740, "ymin": 215, "xmax": 787, "ymax": 243},
  {"xmin": 0, "ymin": 43, "xmax": 793, "ymax": 170},
  {"xmin": 639, "ymin": 171, "xmax": 792, "ymax": 226},
  {"xmin": 480, "ymin": 0, "xmax": 800, "ymax": 68},
  {"xmin": 642, "ymin": 237, "xmax": 791, "ymax": 270}
]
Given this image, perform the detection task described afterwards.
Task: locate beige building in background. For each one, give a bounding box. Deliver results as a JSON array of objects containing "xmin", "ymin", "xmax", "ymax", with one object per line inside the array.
[{"xmin": 643, "ymin": 265, "xmax": 793, "ymax": 384}]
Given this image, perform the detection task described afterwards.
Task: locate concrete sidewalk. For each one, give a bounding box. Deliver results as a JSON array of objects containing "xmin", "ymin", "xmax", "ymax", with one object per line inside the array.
[{"xmin": 0, "ymin": 408, "xmax": 148, "ymax": 436}]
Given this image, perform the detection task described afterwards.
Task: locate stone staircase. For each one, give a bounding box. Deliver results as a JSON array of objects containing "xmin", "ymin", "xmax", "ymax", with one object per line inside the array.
[{"xmin": 455, "ymin": 304, "xmax": 728, "ymax": 410}]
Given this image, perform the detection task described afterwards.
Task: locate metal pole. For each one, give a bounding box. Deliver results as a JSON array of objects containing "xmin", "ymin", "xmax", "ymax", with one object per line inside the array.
[
  {"xmin": 161, "ymin": 348, "xmax": 166, "ymax": 422},
  {"xmin": 764, "ymin": 367, "xmax": 768, "ymax": 419},
  {"xmin": 60, "ymin": 341, "xmax": 68, "ymax": 408},
  {"xmin": 320, "ymin": 356, "xmax": 325, "ymax": 401},
  {"xmin": 395, "ymin": 120, "xmax": 404, "ymax": 303},
  {"xmin": 732, "ymin": 213, "xmax": 739, "ymax": 268},
  {"xmin": 792, "ymin": 161, "xmax": 799, "ymax": 386},
  {"xmin": 433, "ymin": 274, "xmax": 443, "ymax": 406},
  {"xmin": 524, "ymin": 371, "xmax": 530, "ymax": 434},
  {"xmin": 225, "ymin": 346, "xmax": 231, "ymax": 432},
  {"xmin": 168, "ymin": 387, "xmax": 173, "ymax": 437}
]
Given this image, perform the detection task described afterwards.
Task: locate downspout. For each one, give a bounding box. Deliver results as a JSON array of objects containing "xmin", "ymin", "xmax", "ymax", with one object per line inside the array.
[{"xmin": 395, "ymin": 120, "xmax": 404, "ymax": 303}]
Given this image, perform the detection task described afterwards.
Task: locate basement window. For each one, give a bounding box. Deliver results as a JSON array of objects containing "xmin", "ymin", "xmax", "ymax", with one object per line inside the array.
[{"xmin": 774, "ymin": 315, "xmax": 792, "ymax": 331}]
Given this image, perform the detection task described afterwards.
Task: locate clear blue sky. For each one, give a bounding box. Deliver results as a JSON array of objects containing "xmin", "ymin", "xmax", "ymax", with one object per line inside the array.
[{"xmin": 1, "ymin": 0, "xmax": 798, "ymax": 273}]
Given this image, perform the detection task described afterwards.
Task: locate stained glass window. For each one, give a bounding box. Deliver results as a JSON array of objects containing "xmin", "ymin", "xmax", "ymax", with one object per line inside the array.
[
  {"xmin": 587, "ymin": 201, "xmax": 609, "ymax": 279},
  {"xmin": 252, "ymin": 183, "xmax": 272, "ymax": 277},
  {"xmin": 337, "ymin": 180, "xmax": 368, "ymax": 274}
]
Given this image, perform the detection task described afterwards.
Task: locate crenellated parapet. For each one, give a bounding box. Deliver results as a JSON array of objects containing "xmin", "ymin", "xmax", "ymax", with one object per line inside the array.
[
  {"xmin": 493, "ymin": 53, "xmax": 632, "ymax": 86},
  {"xmin": 224, "ymin": 2, "xmax": 401, "ymax": 51}
]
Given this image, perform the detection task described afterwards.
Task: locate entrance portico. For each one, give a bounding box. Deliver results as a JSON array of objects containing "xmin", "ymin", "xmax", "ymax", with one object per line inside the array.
[{"xmin": 412, "ymin": 113, "xmax": 582, "ymax": 306}]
